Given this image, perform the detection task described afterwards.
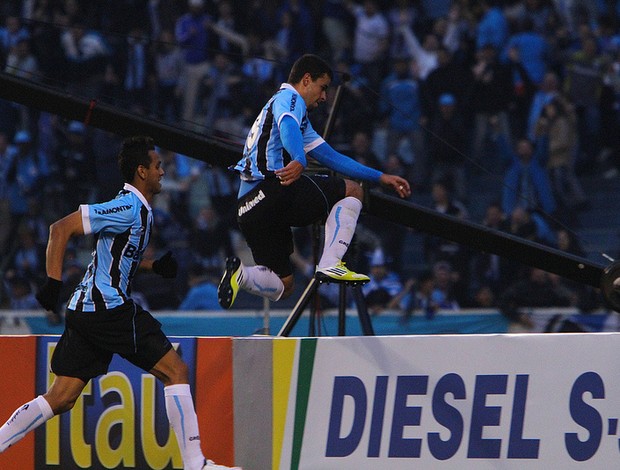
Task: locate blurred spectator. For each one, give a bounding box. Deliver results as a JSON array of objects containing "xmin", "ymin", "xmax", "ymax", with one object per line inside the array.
[
  {"xmin": 200, "ymin": 165, "xmax": 239, "ymax": 247},
  {"xmin": 563, "ymin": 33, "xmax": 610, "ymax": 172},
  {"xmin": 4, "ymin": 37, "xmax": 38, "ymax": 79},
  {"xmin": 386, "ymin": 0, "xmax": 422, "ymax": 60},
  {"xmin": 398, "ymin": 23, "xmax": 440, "ymax": 80},
  {"xmin": 4, "ymin": 37, "xmax": 39, "ymax": 131},
  {"xmin": 442, "ymin": 3, "xmax": 474, "ymax": 56},
  {"xmin": 495, "ymin": 123, "xmax": 556, "ymax": 216},
  {"xmin": 202, "ymin": 52, "xmax": 242, "ymax": 133},
  {"xmin": 54, "ymin": 121, "xmax": 96, "ymax": 212},
  {"xmin": 157, "ymin": 148, "xmax": 194, "ymax": 224},
  {"xmin": 5, "ymin": 130, "xmax": 41, "ymax": 247},
  {"xmin": 321, "ymin": 0, "xmax": 351, "ymax": 63},
  {"xmin": 423, "ymin": 179, "xmax": 470, "ymax": 303},
  {"xmin": 174, "ymin": 0, "xmax": 212, "ymax": 125},
  {"xmin": 329, "ymin": 61, "xmax": 374, "ymax": 141},
  {"xmin": 402, "ymin": 270, "xmax": 437, "ymax": 320},
  {"xmin": 471, "ymin": 201, "xmax": 510, "ymax": 295},
  {"xmin": 348, "ymin": 130, "xmax": 381, "ymax": 168},
  {"xmin": 536, "ymin": 97, "xmax": 588, "ymax": 218},
  {"xmin": 153, "ymin": 29, "xmax": 184, "ymax": 123},
  {"xmin": 476, "ymin": 0, "xmax": 509, "ymax": 52},
  {"xmin": 600, "ymin": 48, "xmax": 620, "ymax": 178},
  {"xmin": 238, "ymin": 30, "xmax": 283, "ymax": 109},
  {"xmin": 378, "ymin": 57, "xmax": 423, "ymax": 171},
  {"xmin": 276, "ymin": 0, "xmax": 315, "ymax": 61},
  {"xmin": 427, "ymin": 92, "xmax": 468, "ymax": 201},
  {"xmin": 212, "ymin": 0, "xmax": 242, "ymax": 56},
  {"xmin": 3, "ymin": 272, "xmax": 38, "ymax": 310},
  {"xmin": 347, "ymin": 0, "xmax": 390, "ymax": 90},
  {"xmin": 422, "ymin": 45, "xmax": 474, "ymax": 125},
  {"xmin": 91, "ymin": 128, "xmax": 124, "ymax": 202},
  {"xmin": 498, "ymin": 266, "xmax": 574, "ymax": 331},
  {"xmin": 526, "ymin": 71, "xmax": 562, "ymax": 140},
  {"xmin": 471, "ymin": 284, "xmax": 497, "ymax": 308},
  {"xmin": 502, "ymin": 36, "xmax": 544, "ymax": 138},
  {"xmin": 190, "ymin": 207, "xmax": 232, "ymax": 269},
  {"xmin": 469, "ymin": 44, "xmax": 513, "ymax": 169},
  {"xmin": 12, "ymin": 225, "xmax": 42, "ymax": 279},
  {"xmin": 0, "ymin": 15, "xmax": 29, "ymax": 64},
  {"xmin": 60, "ymin": 20, "xmax": 110, "ymax": 96},
  {"xmin": 430, "ymin": 260, "xmax": 461, "ymax": 311},
  {"xmin": 420, "ymin": 0, "xmax": 452, "ymax": 28},
  {"xmin": 178, "ymin": 264, "xmax": 222, "ymax": 310},
  {"xmin": 361, "ymin": 249, "xmax": 405, "ymax": 314},
  {"xmin": 508, "ymin": 205, "xmax": 556, "ymax": 246},
  {"xmin": 107, "ymin": 24, "xmax": 154, "ymax": 111}
]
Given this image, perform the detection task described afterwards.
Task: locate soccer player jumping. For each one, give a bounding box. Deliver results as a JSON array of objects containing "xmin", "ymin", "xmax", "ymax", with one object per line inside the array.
[{"xmin": 218, "ymin": 54, "xmax": 411, "ymax": 309}]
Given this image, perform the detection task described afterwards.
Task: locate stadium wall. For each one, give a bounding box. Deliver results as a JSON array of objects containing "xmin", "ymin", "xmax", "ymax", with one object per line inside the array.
[{"xmin": 1, "ymin": 334, "xmax": 620, "ymax": 469}]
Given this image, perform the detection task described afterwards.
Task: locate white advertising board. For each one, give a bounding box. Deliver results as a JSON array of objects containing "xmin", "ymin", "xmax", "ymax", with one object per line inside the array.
[{"xmin": 277, "ymin": 334, "xmax": 620, "ymax": 469}]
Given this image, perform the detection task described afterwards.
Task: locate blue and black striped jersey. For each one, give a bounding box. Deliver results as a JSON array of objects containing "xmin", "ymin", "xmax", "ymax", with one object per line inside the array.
[
  {"xmin": 233, "ymin": 83, "xmax": 325, "ymax": 181},
  {"xmin": 67, "ymin": 183, "xmax": 152, "ymax": 312}
]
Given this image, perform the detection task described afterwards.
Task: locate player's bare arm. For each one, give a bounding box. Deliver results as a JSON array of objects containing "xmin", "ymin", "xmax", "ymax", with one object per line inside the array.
[{"xmin": 46, "ymin": 210, "xmax": 85, "ymax": 280}]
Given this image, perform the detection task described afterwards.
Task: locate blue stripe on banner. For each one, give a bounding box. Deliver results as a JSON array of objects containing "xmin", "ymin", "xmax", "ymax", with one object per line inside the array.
[{"xmin": 24, "ymin": 312, "xmax": 511, "ymax": 336}]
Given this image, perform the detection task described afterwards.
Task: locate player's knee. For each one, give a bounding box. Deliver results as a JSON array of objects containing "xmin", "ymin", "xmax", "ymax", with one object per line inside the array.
[
  {"xmin": 344, "ymin": 180, "xmax": 363, "ymax": 201},
  {"xmin": 45, "ymin": 393, "xmax": 78, "ymax": 415}
]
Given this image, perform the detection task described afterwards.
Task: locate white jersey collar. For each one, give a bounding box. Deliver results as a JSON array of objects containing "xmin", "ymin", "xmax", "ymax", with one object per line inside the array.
[{"xmin": 123, "ymin": 183, "xmax": 152, "ymax": 211}]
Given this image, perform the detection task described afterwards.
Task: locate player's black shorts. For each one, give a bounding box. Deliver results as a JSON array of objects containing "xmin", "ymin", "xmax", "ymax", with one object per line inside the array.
[
  {"xmin": 51, "ymin": 301, "xmax": 173, "ymax": 381},
  {"xmin": 237, "ymin": 174, "xmax": 346, "ymax": 277}
]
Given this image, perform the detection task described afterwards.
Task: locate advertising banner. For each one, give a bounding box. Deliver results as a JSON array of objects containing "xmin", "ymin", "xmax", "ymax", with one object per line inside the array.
[{"xmin": 274, "ymin": 334, "xmax": 620, "ymax": 469}]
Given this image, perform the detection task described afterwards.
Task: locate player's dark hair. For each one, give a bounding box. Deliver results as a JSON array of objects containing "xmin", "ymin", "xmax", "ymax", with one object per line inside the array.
[
  {"xmin": 118, "ymin": 135, "xmax": 155, "ymax": 183},
  {"xmin": 288, "ymin": 54, "xmax": 333, "ymax": 84}
]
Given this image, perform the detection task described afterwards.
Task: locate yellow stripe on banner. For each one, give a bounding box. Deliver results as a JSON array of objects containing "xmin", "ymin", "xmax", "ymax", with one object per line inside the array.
[{"xmin": 273, "ymin": 338, "xmax": 298, "ymax": 470}]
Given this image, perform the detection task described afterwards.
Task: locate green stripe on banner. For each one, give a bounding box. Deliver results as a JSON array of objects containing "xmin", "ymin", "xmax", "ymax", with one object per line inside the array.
[{"xmin": 290, "ymin": 338, "xmax": 318, "ymax": 470}]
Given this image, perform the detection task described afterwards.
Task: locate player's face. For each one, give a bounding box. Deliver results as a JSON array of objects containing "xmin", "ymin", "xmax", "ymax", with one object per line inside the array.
[
  {"xmin": 302, "ymin": 73, "xmax": 330, "ymax": 109},
  {"xmin": 145, "ymin": 150, "xmax": 164, "ymax": 194}
]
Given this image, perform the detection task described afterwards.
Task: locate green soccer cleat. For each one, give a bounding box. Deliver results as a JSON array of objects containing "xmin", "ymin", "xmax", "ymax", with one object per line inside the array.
[
  {"xmin": 218, "ymin": 257, "xmax": 242, "ymax": 309},
  {"xmin": 315, "ymin": 261, "xmax": 370, "ymax": 284}
]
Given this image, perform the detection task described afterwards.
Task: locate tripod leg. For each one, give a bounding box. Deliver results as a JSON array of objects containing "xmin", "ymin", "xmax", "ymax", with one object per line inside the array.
[
  {"xmin": 352, "ymin": 286, "xmax": 375, "ymax": 336},
  {"xmin": 338, "ymin": 283, "xmax": 347, "ymax": 336},
  {"xmin": 277, "ymin": 278, "xmax": 320, "ymax": 336}
]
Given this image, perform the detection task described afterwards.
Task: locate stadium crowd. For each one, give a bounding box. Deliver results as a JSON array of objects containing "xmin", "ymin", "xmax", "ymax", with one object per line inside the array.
[{"xmin": 1, "ymin": 0, "xmax": 619, "ymax": 327}]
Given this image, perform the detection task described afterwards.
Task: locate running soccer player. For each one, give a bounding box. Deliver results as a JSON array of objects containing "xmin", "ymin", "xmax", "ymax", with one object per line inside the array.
[
  {"xmin": 0, "ymin": 136, "xmax": 240, "ymax": 470},
  {"xmin": 218, "ymin": 53, "xmax": 411, "ymax": 309}
]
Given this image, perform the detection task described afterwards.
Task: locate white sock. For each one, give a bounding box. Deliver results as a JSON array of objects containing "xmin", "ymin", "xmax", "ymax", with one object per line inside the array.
[
  {"xmin": 318, "ymin": 197, "xmax": 362, "ymax": 268},
  {"xmin": 238, "ymin": 264, "xmax": 284, "ymax": 301},
  {"xmin": 164, "ymin": 384, "xmax": 205, "ymax": 470},
  {"xmin": 0, "ymin": 395, "xmax": 54, "ymax": 452}
]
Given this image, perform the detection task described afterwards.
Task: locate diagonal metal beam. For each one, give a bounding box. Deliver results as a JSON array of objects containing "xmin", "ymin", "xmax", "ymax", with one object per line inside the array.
[
  {"xmin": 366, "ymin": 190, "xmax": 605, "ymax": 288},
  {"xmin": 0, "ymin": 72, "xmax": 240, "ymax": 167},
  {"xmin": 0, "ymin": 72, "xmax": 608, "ymax": 292}
]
